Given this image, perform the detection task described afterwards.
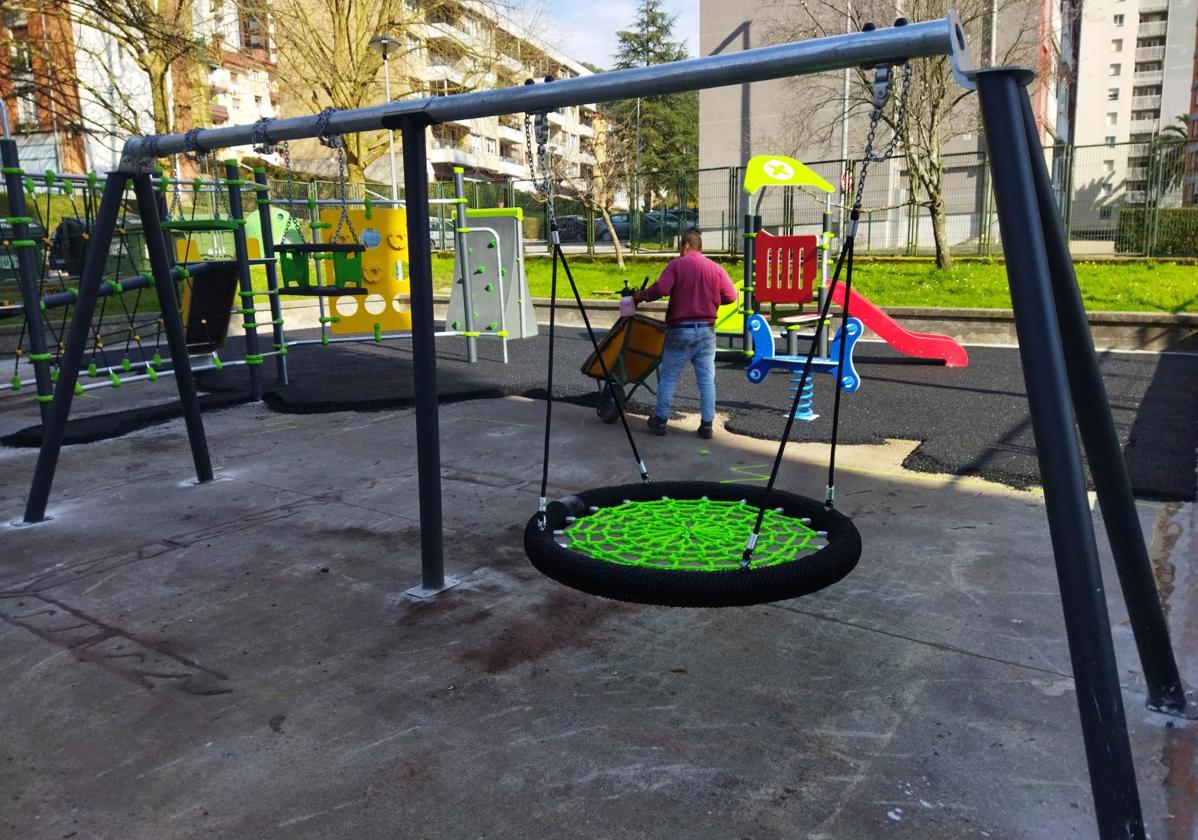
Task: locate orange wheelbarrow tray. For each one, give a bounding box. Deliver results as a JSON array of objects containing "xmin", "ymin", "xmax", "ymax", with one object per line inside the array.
[{"xmin": 579, "ymin": 314, "xmax": 668, "ymax": 424}]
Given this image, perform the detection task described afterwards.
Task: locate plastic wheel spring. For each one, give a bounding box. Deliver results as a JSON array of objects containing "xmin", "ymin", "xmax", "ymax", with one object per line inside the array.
[{"xmin": 789, "ymin": 372, "xmax": 818, "ymax": 421}]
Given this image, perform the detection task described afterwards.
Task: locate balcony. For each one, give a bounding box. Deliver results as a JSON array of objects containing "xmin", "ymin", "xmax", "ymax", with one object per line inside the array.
[
  {"xmin": 1137, "ymin": 20, "xmax": 1167, "ymax": 37},
  {"xmin": 428, "ymin": 146, "xmax": 478, "ymax": 167},
  {"xmin": 1134, "ymin": 69, "xmax": 1164, "ymax": 85},
  {"xmin": 547, "ymin": 111, "xmax": 567, "ymax": 128},
  {"xmin": 497, "ymin": 54, "xmax": 522, "ymax": 74},
  {"xmin": 1126, "ymin": 189, "xmax": 1147, "ymax": 203},
  {"xmin": 576, "ymin": 151, "xmax": 597, "ymax": 166},
  {"xmin": 496, "ymin": 124, "xmax": 524, "ymax": 144},
  {"xmin": 1130, "ymin": 117, "xmax": 1159, "ymax": 133},
  {"xmin": 420, "ymin": 21, "xmax": 471, "ymax": 44},
  {"xmin": 425, "ymin": 62, "xmax": 464, "ymax": 84},
  {"xmin": 1131, "ymin": 95, "xmax": 1160, "ymax": 110},
  {"xmin": 1126, "ymin": 166, "xmax": 1147, "ymax": 181},
  {"xmin": 1139, "ymin": 0, "xmax": 1167, "ymax": 12},
  {"xmin": 1134, "ymin": 45, "xmax": 1165, "ymax": 62},
  {"xmin": 209, "ymin": 103, "xmax": 230, "ymax": 123},
  {"xmin": 498, "ymin": 158, "xmax": 527, "ymax": 178},
  {"xmin": 575, "ymin": 122, "xmax": 594, "ymax": 138}
]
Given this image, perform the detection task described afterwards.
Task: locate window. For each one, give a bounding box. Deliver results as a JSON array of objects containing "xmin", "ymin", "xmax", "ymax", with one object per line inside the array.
[
  {"xmin": 1106, "ymin": 112, "xmax": 1118, "ymax": 126},
  {"xmin": 1108, "ymin": 88, "xmax": 1120, "ymax": 100},
  {"xmin": 484, "ymin": 137, "xmax": 496, "ymax": 155},
  {"xmin": 1101, "ymin": 183, "xmax": 1114, "ymax": 195},
  {"xmin": 1111, "ymin": 38, "xmax": 1123, "ymax": 51},
  {"xmin": 1103, "ymin": 160, "xmax": 1115, "ymax": 174},
  {"xmin": 1099, "ymin": 208, "xmax": 1113, "ymax": 220},
  {"xmin": 1113, "ymin": 14, "xmax": 1124, "ymax": 25},
  {"xmin": 1110, "ymin": 63, "xmax": 1121, "ymax": 76},
  {"xmin": 1105, "ymin": 135, "xmax": 1117, "ymax": 145}
]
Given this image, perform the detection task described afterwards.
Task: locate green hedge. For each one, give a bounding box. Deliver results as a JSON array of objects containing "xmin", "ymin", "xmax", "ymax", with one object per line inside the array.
[{"xmin": 1114, "ymin": 207, "xmax": 1198, "ymax": 256}]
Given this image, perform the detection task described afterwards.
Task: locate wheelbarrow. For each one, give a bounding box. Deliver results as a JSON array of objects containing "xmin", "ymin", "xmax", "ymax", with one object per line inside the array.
[{"xmin": 580, "ymin": 280, "xmax": 668, "ymax": 423}]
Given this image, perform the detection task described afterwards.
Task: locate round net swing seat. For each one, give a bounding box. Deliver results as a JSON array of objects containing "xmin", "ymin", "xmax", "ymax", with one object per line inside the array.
[{"xmin": 524, "ymin": 481, "xmax": 861, "ymax": 607}]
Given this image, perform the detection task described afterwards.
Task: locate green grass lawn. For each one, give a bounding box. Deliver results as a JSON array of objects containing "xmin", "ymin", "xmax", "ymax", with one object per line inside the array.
[
  {"xmin": 5, "ymin": 256, "xmax": 1194, "ymax": 327},
  {"xmin": 429, "ymin": 255, "xmax": 1196, "ymax": 313}
]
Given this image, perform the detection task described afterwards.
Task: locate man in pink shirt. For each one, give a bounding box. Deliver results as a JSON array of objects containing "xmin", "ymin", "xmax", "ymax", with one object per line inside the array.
[{"xmin": 630, "ymin": 229, "xmax": 738, "ymax": 439}]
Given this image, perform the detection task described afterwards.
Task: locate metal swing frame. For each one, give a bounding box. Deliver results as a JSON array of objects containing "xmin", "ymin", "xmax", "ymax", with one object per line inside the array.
[{"xmin": 16, "ymin": 14, "xmax": 1194, "ymax": 837}]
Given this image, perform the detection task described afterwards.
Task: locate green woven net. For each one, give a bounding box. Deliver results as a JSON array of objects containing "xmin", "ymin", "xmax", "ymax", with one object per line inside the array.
[{"xmin": 556, "ymin": 496, "xmax": 825, "ymax": 571}]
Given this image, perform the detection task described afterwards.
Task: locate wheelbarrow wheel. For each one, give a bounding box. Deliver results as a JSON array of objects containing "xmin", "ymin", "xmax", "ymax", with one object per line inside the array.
[{"xmin": 597, "ymin": 383, "xmax": 626, "ymax": 424}]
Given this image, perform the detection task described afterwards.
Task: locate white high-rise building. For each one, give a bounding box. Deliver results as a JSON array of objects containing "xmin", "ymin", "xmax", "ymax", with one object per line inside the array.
[{"xmin": 1070, "ymin": 0, "xmax": 1195, "ymax": 213}]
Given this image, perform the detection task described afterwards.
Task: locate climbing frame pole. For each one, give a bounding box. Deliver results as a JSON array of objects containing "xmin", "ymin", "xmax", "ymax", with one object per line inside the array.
[
  {"xmin": 252, "ymin": 168, "xmax": 290, "ymax": 385},
  {"xmin": 223, "ymin": 160, "xmax": 264, "ymax": 401},
  {"xmin": 1, "ymin": 139, "xmax": 54, "ymax": 421}
]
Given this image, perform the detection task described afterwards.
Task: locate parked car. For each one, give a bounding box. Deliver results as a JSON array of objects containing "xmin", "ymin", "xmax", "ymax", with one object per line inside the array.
[
  {"xmin": 554, "ymin": 215, "xmax": 590, "ymax": 242},
  {"xmin": 429, "ymin": 217, "xmax": 455, "ymax": 251}
]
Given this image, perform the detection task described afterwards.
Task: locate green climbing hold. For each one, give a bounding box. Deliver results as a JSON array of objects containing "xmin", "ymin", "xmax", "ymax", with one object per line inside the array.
[
  {"xmin": 488, "ymin": 239, "xmax": 496, "ymax": 248},
  {"xmin": 485, "ymin": 284, "xmax": 493, "ymax": 292},
  {"xmin": 374, "ymin": 323, "xmax": 382, "ymax": 342},
  {"xmin": 212, "ymin": 353, "xmax": 224, "ymax": 371},
  {"xmin": 487, "ymin": 322, "xmax": 498, "ymax": 331},
  {"xmin": 10, "ymin": 374, "xmax": 21, "ymax": 391},
  {"xmin": 473, "ymin": 267, "xmax": 485, "ymax": 275},
  {"xmin": 108, "ymin": 371, "xmax": 121, "ymax": 388},
  {"xmin": 451, "ymin": 321, "xmax": 461, "ymax": 330},
  {"xmin": 74, "ymin": 381, "xmax": 84, "ymax": 396},
  {"xmin": 153, "ymin": 352, "xmax": 163, "ymax": 367},
  {"xmin": 147, "ymin": 365, "xmax": 158, "ymax": 382},
  {"xmin": 87, "ymin": 362, "xmax": 97, "ymax": 377},
  {"xmin": 121, "ymin": 358, "xmax": 132, "ymax": 372}
]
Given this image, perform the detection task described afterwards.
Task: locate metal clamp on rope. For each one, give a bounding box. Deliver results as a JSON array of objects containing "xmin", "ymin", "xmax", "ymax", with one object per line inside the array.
[
  {"xmin": 183, "ymin": 127, "xmax": 211, "ymax": 162},
  {"xmin": 740, "ymin": 533, "xmax": 759, "ymax": 570},
  {"xmin": 251, "ymin": 118, "xmax": 276, "ymax": 156},
  {"xmin": 637, "ymin": 461, "xmax": 650, "ymax": 484}
]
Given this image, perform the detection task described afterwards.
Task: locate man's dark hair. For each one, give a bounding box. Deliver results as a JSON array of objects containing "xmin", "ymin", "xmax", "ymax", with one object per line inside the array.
[{"xmin": 682, "ymin": 228, "xmax": 702, "ymax": 252}]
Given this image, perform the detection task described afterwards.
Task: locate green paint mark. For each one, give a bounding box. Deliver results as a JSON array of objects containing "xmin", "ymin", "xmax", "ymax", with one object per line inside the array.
[{"xmin": 720, "ymin": 464, "xmax": 772, "ymax": 484}]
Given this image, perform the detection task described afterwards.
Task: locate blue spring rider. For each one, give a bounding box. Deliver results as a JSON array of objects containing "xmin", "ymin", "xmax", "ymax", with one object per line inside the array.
[{"xmin": 745, "ymin": 313, "xmax": 862, "ymax": 421}]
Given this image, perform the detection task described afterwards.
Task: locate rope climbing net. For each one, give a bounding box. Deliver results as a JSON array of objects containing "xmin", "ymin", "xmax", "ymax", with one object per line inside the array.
[{"xmin": 556, "ymin": 496, "xmax": 826, "ymax": 572}]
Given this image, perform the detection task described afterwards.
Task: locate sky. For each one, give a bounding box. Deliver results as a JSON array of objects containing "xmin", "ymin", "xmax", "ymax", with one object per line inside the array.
[{"xmin": 517, "ymin": 0, "xmax": 700, "ymax": 70}]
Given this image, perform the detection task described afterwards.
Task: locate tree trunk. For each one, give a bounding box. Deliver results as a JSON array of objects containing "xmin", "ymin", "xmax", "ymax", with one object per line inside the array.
[
  {"xmin": 600, "ymin": 208, "xmax": 625, "ymax": 271},
  {"xmin": 928, "ymin": 194, "xmax": 953, "ymax": 270}
]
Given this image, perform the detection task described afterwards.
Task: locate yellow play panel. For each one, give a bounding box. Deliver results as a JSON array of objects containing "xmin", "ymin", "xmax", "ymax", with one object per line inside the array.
[{"xmin": 319, "ymin": 206, "xmax": 412, "ymax": 335}]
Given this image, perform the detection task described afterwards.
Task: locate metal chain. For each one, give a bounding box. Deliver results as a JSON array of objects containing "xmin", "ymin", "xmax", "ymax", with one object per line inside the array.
[
  {"xmin": 281, "ymin": 140, "xmax": 306, "ymax": 243},
  {"xmin": 316, "ymin": 109, "xmax": 358, "ymax": 244},
  {"xmin": 851, "ymin": 61, "xmax": 912, "ymax": 218}
]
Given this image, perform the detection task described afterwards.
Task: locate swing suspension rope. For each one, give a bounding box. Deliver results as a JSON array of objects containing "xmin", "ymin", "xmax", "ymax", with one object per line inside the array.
[
  {"xmin": 739, "ymin": 60, "xmax": 911, "ymax": 567},
  {"xmin": 527, "ymin": 80, "xmax": 650, "ymax": 527},
  {"xmin": 525, "ymin": 59, "xmax": 908, "ymax": 595}
]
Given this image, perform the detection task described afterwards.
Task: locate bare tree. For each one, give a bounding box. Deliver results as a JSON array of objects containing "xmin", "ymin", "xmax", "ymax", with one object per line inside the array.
[
  {"xmin": 270, "ymin": 0, "xmax": 520, "ymax": 183},
  {"xmin": 556, "ymin": 111, "xmax": 633, "ymax": 269},
  {"xmin": 768, "ymin": 0, "xmax": 1042, "ymax": 268}
]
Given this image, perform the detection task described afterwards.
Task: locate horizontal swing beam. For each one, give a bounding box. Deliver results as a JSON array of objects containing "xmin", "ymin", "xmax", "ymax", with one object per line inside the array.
[{"xmin": 118, "ymin": 15, "xmax": 973, "ymax": 169}]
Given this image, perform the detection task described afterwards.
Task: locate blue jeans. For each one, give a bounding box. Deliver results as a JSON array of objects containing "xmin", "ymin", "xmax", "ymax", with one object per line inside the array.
[{"xmin": 655, "ymin": 324, "xmax": 717, "ymax": 423}]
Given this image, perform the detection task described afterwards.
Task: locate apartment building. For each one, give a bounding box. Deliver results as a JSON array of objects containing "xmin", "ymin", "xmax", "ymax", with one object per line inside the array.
[
  {"xmin": 383, "ymin": 8, "xmax": 599, "ymax": 188},
  {"xmin": 1071, "ymin": 0, "xmax": 1196, "ymax": 219},
  {"xmin": 1, "ymin": 1, "xmax": 279, "ymax": 173}
]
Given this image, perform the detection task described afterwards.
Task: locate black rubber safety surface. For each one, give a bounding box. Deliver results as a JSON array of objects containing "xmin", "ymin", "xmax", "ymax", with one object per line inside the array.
[
  {"xmin": 4, "ymin": 327, "xmax": 1195, "ymax": 501},
  {"xmin": 523, "ymin": 481, "xmax": 862, "ymax": 607}
]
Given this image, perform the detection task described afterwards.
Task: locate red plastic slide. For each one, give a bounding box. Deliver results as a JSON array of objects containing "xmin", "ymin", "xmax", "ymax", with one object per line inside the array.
[{"xmin": 829, "ymin": 285, "xmax": 969, "ymax": 367}]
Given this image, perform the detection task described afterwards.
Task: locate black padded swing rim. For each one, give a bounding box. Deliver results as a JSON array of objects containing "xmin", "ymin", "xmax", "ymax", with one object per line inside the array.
[{"xmin": 524, "ymin": 481, "xmax": 861, "ymax": 608}]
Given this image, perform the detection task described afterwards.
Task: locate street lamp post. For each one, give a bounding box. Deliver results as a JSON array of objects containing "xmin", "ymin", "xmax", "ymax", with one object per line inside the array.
[{"xmin": 369, "ymin": 34, "xmax": 402, "ymax": 201}]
